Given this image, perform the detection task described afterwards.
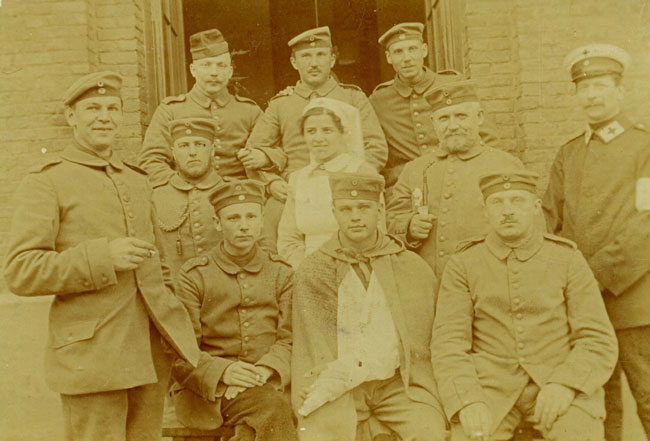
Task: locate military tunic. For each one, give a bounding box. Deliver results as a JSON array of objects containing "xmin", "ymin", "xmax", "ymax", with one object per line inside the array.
[
  {"xmin": 432, "ymin": 231, "xmax": 617, "ymax": 435},
  {"xmin": 245, "ymin": 77, "xmax": 388, "ymax": 176},
  {"xmin": 152, "ymin": 171, "xmax": 223, "ymax": 284},
  {"xmin": 3, "ymin": 145, "xmax": 200, "ymax": 395},
  {"xmin": 387, "ymin": 144, "xmax": 522, "ymax": 277},
  {"xmin": 171, "ymin": 243, "xmax": 293, "ymax": 428},
  {"xmin": 543, "ymin": 115, "xmax": 650, "ymax": 330},
  {"xmin": 139, "ymin": 85, "xmax": 263, "ymax": 186},
  {"xmin": 369, "ymin": 67, "xmax": 499, "ymax": 188}
]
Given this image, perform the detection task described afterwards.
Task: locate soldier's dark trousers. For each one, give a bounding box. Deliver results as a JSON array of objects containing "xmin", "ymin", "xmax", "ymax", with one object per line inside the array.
[
  {"xmin": 221, "ymin": 383, "xmax": 298, "ymax": 441},
  {"xmin": 604, "ymin": 325, "xmax": 650, "ymax": 441},
  {"xmin": 59, "ymin": 325, "xmax": 172, "ymax": 441}
]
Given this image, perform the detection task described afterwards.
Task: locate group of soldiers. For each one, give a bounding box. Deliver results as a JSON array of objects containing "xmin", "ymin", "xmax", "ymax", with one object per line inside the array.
[{"xmin": 3, "ymin": 19, "xmax": 650, "ymax": 441}]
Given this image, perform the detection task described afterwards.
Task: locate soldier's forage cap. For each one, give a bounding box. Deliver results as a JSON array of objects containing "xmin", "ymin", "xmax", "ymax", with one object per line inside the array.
[
  {"xmin": 329, "ymin": 173, "xmax": 384, "ymax": 202},
  {"xmin": 169, "ymin": 118, "xmax": 218, "ymax": 143},
  {"xmin": 378, "ymin": 22, "xmax": 424, "ymax": 49},
  {"xmin": 288, "ymin": 26, "xmax": 332, "ymax": 52},
  {"xmin": 425, "ymin": 80, "xmax": 479, "ymax": 113},
  {"xmin": 479, "ymin": 170, "xmax": 539, "ymax": 200},
  {"xmin": 63, "ymin": 71, "xmax": 123, "ymax": 106},
  {"xmin": 208, "ymin": 179, "xmax": 265, "ymax": 213},
  {"xmin": 190, "ymin": 29, "xmax": 229, "ymax": 61},
  {"xmin": 564, "ymin": 44, "xmax": 630, "ymax": 82}
]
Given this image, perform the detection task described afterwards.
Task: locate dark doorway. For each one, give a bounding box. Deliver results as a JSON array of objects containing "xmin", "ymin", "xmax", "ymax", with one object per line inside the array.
[{"xmin": 183, "ymin": 0, "xmax": 425, "ymax": 107}]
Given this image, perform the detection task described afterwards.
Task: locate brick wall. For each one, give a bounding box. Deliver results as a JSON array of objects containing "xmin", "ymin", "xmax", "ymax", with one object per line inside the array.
[
  {"xmin": 465, "ymin": 0, "xmax": 650, "ymax": 190},
  {"xmin": 0, "ymin": 0, "xmax": 148, "ymax": 294}
]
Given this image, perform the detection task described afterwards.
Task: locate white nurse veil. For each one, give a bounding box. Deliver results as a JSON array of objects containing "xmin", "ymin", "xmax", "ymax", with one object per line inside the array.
[{"xmin": 303, "ymin": 97, "xmax": 365, "ymax": 163}]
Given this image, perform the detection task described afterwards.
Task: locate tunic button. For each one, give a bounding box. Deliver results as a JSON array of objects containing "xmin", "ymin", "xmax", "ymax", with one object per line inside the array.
[
  {"xmin": 518, "ymin": 343, "xmax": 524, "ymax": 350},
  {"xmin": 243, "ymin": 284, "xmax": 249, "ymax": 289},
  {"xmin": 244, "ymin": 336, "xmax": 250, "ymax": 342},
  {"xmin": 245, "ymin": 297, "xmax": 251, "ymax": 303},
  {"xmin": 416, "ymin": 123, "xmax": 422, "ymax": 128},
  {"xmin": 441, "ymin": 207, "xmax": 449, "ymax": 213},
  {"xmin": 242, "ymin": 309, "xmax": 247, "ymax": 314},
  {"xmin": 421, "ymin": 144, "xmax": 428, "ymax": 150},
  {"xmin": 83, "ymin": 281, "xmax": 90, "ymax": 288},
  {"xmin": 244, "ymin": 322, "xmax": 250, "ymax": 328},
  {"xmin": 122, "ymin": 195, "xmax": 130, "ymax": 202},
  {"xmin": 513, "ymin": 298, "xmax": 520, "ymax": 305},
  {"xmin": 197, "ymin": 247, "xmax": 204, "ymax": 253},
  {"xmin": 516, "ymin": 313, "xmax": 523, "ymax": 320},
  {"xmin": 239, "ymin": 273, "xmax": 246, "ymax": 279},
  {"xmin": 418, "ymin": 134, "xmax": 424, "ymax": 139},
  {"xmin": 440, "ymin": 221, "xmax": 447, "ymax": 227},
  {"xmin": 195, "ymin": 235, "xmax": 202, "ymax": 241},
  {"xmin": 201, "ymin": 257, "xmax": 208, "ymax": 264},
  {"xmin": 413, "ymin": 111, "xmax": 419, "ymax": 116},
  {"xmin": 516, "ymin": 326, "xmax": 524, "ymax": 333},
  {"xmin": 128, "ymin": 212, "xmax": 134, "ymax": 218},
  {"xmin": 194, "ymin": 222, "xmax": 200, "ymax": 228},
  {"xmin": 440, "ymin": 236, "xmax": 446, "ymax": 241},
  {"xmin": 438, "ymin": 251, "xmax": 445, "ymax": 256},
  {"xmin": 444, "ymin": 193, "xmax": 451, "ymax": 199}
]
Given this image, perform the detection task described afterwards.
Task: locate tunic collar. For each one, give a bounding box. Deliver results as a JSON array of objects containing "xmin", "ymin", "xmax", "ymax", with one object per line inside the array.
[
  {"xmin": 485, "ymin": 229, "xmax": 544, "ymax": 261},
  {"xmin": 211, "ymin": 241, "xmax": 265, "ymax": 274},
  {"xmin": 319, "ymin": 232, "xmax": 405, "ymax": 262},
  {"xmin": 294, "ymin": 76, "xmax": 338, "ymax": 99},
  {"xmin": 169, "ymin": 170, "xmax": 223, "ymax": 191},
  {"xmin": 188, "ymin": 84, "xmax": 233, "ymax": 108},
  {"xmin": 585, "ymin": 113, "xmax": 630, "ymax": 144},
  {"xmin": 393, "ymin": 67, "xmax": 436, "ymax": 98},
  {"xmin": 61, "ymin": 143, "xmax": 124, "ymax": 170},
  {"xmin": 434, "ymin": 142, "xmax": 486, "ymax": 161}
]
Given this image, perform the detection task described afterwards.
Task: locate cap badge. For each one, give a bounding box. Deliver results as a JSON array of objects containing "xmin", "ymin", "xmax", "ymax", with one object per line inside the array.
[
  {"xmin": 399, "ymin": 34, "xmax": 405, "ymax": 40},
  {"xmin": 98, "ymin": 88, "xmax": 106, "ymax": 95},
  {"xmin": 446, "ymin": 99, "xmax": 452, "ymax": 105},
  {"xmin": 503, "ymin": 183, "xmax": 511, "ymax": 189},
  {"xmin": 97, "ymin": 80, "xmax": 104, "ymax": 87},
  {"xmin": 185, "ymin": 129, "xmax": 192, "ymax": 135},
  {"xmin": 584, "ymin": 60, "xmax": 590, "ymax": 66},
  {"xmin": 238, "ymin": 195, "xmax": 246, "ymax": 201},
  {"xmin": 351, "ymin": 190, "xmax": 358, "ymax": 197}
]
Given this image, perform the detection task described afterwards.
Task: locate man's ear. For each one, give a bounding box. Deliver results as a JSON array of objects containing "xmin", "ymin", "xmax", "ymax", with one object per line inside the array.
[
  {"xmin": 290, "ymin": 56, "xmax": 298, "ymax": 71},
  {"xmin": 214, "ymin": 215, "xmax": 222, "ymax": 232},
  {"xmin": 189, "ymin": 63, "xmax": 197, "ymax": 79},
  {"xmin": 63, "ymin": 105, "xmax": 76, "ymax": 128}
]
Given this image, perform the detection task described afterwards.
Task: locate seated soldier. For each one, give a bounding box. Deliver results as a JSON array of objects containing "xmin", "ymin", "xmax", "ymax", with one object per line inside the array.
[
  {"xmin": 153, "ymin": 118, "xmax": 223, "ymax": 285},
  {"xmin": 432, "ymin": 170, "xmax": 618, "ymax": 441},
  {"xmin": 170, "ymin": 179, "xmax": 297, "ymax": 441},
  {"xmin": 292, "ymin": 173, "xmax": 447, "ymax": 441}
]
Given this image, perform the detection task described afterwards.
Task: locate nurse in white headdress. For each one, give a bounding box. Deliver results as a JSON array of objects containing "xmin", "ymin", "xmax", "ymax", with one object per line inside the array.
[{"xmin": 277, "ymin": 98, "xmax": 385, "ymax": 269}]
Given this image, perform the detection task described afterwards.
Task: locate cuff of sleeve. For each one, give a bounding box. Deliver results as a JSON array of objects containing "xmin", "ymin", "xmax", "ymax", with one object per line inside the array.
[
  {"xmin": 202, "ymin": 358, "xmax": 233, "ymax": 401},
  {"xmin": 256, "ymin": 147, "xmax": 287, "ymax": 173},
  {"xmin": 547, "ymin": 364, "xmax": 592, "ymax": 395},
  {"xmin": 444, "ymin": 384, "xmax": 488, "ymax": 421},
  {"xmin": 85, "ymin": 238, "xmax": 117, "ymax": 289}
]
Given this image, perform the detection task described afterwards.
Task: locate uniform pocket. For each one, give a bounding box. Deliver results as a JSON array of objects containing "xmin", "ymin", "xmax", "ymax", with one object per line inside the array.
[{"xmin": 50, "ymin": 319, "xmax": 99, "ymax": 349}]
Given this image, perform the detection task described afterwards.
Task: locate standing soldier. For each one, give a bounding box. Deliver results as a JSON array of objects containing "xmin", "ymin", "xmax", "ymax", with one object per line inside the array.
[
  {"xmin": 433, "ymin": 170, "xmax": 617, "ymax": 441},
  {"xmin": 543, "ymin": 43, "xmax": 650, "ymax": 441},
  {"xmin": 387, "ymin": 80, "xmax": 522, "ymax": 277},
  {"xmin": 370, "ymin": 22, "xmax": 497, "ymax": 192},
  {"xmin": 138, "ymin": 28, "xmax": 263, "ymax": 186},
  {"xmin": 244, "ymin": 26, "xmax": 388, "ymax": 243},
  {"xmin": 152, "ymin": 118, "xmax": 223, "ymax": 284},
  {"xmin": 3, "ymin": 72, "xmax": 199, "ymax": 441},
  {"xmin": 171, "ymin": 179, "xmax": 297, "ymax": 440}
]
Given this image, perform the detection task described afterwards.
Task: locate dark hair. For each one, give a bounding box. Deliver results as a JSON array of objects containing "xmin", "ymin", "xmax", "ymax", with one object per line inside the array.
[{"xmin": 300, "ymin": 107, "xmax": 345, "ymax": 134}]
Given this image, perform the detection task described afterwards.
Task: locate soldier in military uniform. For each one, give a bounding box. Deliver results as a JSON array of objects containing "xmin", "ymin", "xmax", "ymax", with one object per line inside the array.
[
  {"xmin": 138, "ymin": 28, "xmax": 264, "ymax": 187},
  {"xmin": 244, "ymin": 26, "xmax": 388, "ymax": 244},
  {"xmin": 433, "ymin": 170, "xmax": 617, "ymax": 441},
  {"xmin": 3, "ymin": 72, "xmax": 200, "ymax": 441},
  {"xmin": 152, "ymin": 118, "xmax": 224, "ymax": 285},
  {"xmin": 387, "ymin": 80, "xmax": 522, "ymax": 278},
  {"xmin": 543, "ymin": 44, "xmax": 650, "ymax": 441},
  {"xmin": 170, "ymin": 179, "xmax": 297, "ymax": 441},
  {"xmin": 370, "ymin": 22, "xmax": 497, "ymax": 192}
]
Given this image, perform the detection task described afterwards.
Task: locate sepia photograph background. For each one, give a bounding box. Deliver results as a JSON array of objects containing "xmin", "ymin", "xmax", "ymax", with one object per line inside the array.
[{"xmin": 1, "ymin": 0, "xmax": 649, "ymax": 439}]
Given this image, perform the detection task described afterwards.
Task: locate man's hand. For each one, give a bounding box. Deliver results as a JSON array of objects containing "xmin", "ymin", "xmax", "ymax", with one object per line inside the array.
[
  {"xmin": 407, "ymin": 213, "xmax": 436, "ymax": 241},
  {"xmin": 533, "ymin": 383, "xmax": 576, "ymax": 430},
  {"xmin": 459, "ymin": 402, "xmax": 493, "ymax": 441},
  {"xmin": 238, "ymin": 148, "xmax": 271, "ymax": 170},
  {"xmin": 269, "ymin": 180, "xmax": 288, "ymax": 202},
  {"xmin": 222, "ymin": 361, "xmax": 266, "ymax": 388},
  {"xmin": 224, "ymin": 385, "xmax": 247, "ymax": 400},
  {"xmin": 109, "ymin": 238, "xmax": 157, "ymax": 271}
]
